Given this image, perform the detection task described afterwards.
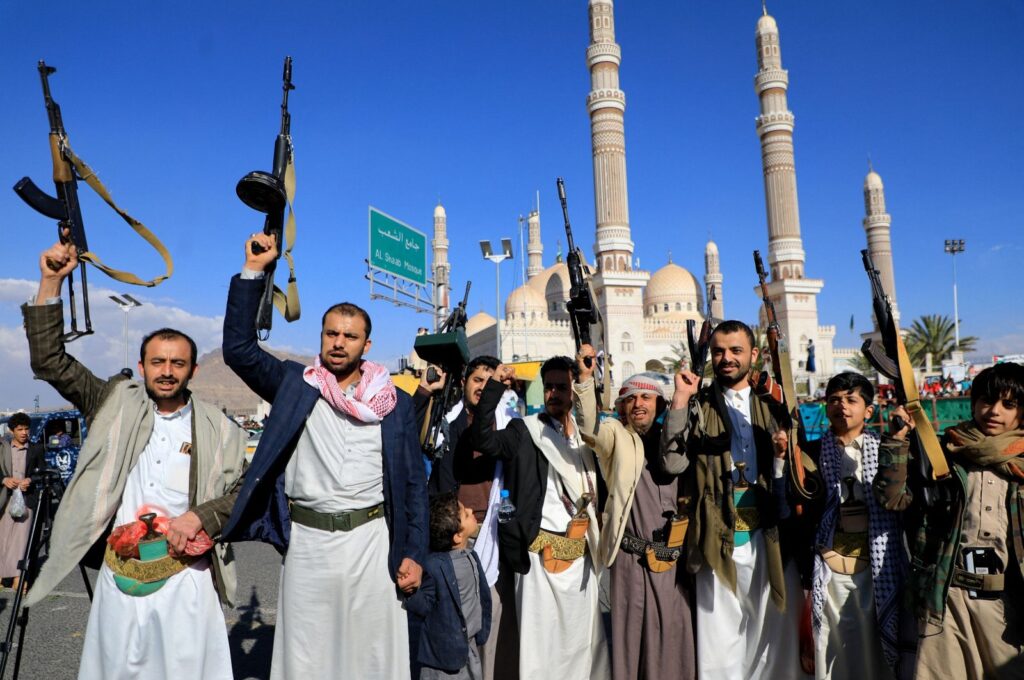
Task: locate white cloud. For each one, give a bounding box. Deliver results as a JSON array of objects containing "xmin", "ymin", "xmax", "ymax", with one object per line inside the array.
[
  {"xmin": 969, "ymin": 330, "xmax": 1024, "ymax": 362},
  {"xmin": 0, "ymin": 278, "xmax": 223, "ymax": 411}
]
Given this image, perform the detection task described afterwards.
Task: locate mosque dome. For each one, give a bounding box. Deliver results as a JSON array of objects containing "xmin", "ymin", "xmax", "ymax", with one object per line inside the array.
[
  {"xmin": 466, "ymin": 310, "xmax": 496, "ymax": 335},
  {"xmin": 864, "ymin": 170, "xmax": 884, "ymax": 190},
  {"xmin": 434, "ymin": 203, "xmax": 446, "ymax": 218},
  {"xmin": 505, "ymin": 284, "xmax": 546, "ymax": 320},
  {"xmin": 643, "ymin": 262, "xmax": 703, "ymax": 319},
  {"xmin": 528, "ymin": 258, "xmax": 592, "ymax": 320}
]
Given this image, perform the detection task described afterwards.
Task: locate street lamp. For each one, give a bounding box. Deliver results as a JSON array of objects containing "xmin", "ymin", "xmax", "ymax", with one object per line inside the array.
[
  {"xmin": 109, "ymin": 294, "xmax": 143, "ymax": 372},
  {"xmin": 943, "ymin": 239, "xmax": 965, "ymax": 350},
  {"xmin": 480, "ymin": 238, "xmax": 513, "ymax": 360}
]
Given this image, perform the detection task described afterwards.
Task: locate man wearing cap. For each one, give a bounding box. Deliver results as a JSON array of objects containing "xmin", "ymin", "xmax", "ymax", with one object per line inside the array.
[
  {"xmin": 661, "ymin": 320, "xmax": 808, "ymax": 679},
  {"xmin": 573, "ymin": 345, "xmax": 695, "ymax": 680}
]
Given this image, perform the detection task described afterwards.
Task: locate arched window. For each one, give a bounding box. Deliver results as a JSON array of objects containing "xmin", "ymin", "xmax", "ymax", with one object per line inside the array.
[
  {"xmin": 675, "ymin": 302, "xmax": 682, "ymax": 311},
  {"xmin": 621, "ymin": 332, "xmax": 634, "ymax": 353},
  {"xmin": 663, "ymin": 303, "xmax": 669, "ymax": 312},
  {"xmin": 622, "ymin": 361, "xmax": 635, "ymax": 376}
]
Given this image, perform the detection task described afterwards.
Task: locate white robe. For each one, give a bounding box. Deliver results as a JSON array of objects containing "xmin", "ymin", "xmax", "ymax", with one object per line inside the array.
[
  {"xmin": 516, "ymin": 416, "xmax": 609, "ymax": 680},
  {"xmin": 78, "ymin": 403, "xmax": 232, "ymax": 680},
  {"xmin": 271, "ymin": 398, "xmax": 408, "ymax": 680}
]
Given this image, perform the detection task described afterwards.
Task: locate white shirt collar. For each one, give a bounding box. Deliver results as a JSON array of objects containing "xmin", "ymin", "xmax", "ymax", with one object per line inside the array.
[
  {"xmin": 723, "ymin": 385, "xmax": 751, "ymax": 402},
  {"xmin": 154, "ymin": 400, "xmax": 192, "ymax": 421}
]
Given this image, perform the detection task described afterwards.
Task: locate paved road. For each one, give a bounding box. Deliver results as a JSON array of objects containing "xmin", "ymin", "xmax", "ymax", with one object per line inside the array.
[{"xmin": 0, "ymin": 542, "xmax": 282, "ymax": 680}]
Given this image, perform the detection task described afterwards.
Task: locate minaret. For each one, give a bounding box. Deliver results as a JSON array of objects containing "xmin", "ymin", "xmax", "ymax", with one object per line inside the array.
[
  {"xmin": 432, "ymin": 203, "xmax": 450, "ymax": 330},
  {"xmin": 587, "ymin": 0, "xmax": 634, "ymax": 273},
  {"xmin": 586, "ymin": 0, "xmax": 648, "ymax": 395},
  {"xmin": 704, "ymin": 240, "xmax": 725, "ymax": 320},
  {"xmin": 527, "ymin": 209, "xmax": 543, "ymax": 280},
  {"xmin": 753, "ymin": 7, "xmax": 834, "ymax": 378},
  {"xmin": 863, "ymin": 165, "xmax": 900, "ymax": 327}
]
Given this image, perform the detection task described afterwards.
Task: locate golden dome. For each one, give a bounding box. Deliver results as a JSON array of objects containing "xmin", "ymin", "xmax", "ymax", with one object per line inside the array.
[
  {"xmin": 643, "ymin": 262, "xmax": 703, "ymax": 318},
  {"xmin": 465, "ymin": 310, "xmax": 496, "ymax": 335},
  {"xmin": 505, "ymin": 284, "xmax": 546, "ymax": 319}
]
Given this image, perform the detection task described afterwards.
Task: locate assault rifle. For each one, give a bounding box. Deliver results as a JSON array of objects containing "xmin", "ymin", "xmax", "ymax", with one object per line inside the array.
[
  {"xmin": 753, "ymin": 250, "xmax": 820, "ymax": 507},
  {"xmin": 860, "ymin": 249, "xmax": 949, "ymax": 481},
  {"xmin": 556, "ymin": 178, "xmax": 600, "ymax": 366},
  {"xmin": 237, "ymin": 56, "xmax": 300, "ymax": 340},
  {"xmin": 14, "ymin": 62, "xmax": 91, "ymax": 340},
  {"xmin": 416, "ymin": 282, "xmax": 472, "ymax": 461},
  {"xmin": 15, "ymin": 61, "xmax": 173, "ymax": 342}
]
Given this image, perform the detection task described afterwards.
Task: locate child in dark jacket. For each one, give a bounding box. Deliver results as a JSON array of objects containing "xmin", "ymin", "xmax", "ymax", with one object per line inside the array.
[{"xmin": 407, "ymin": 491, "xmax": 492, "ymax": 679}]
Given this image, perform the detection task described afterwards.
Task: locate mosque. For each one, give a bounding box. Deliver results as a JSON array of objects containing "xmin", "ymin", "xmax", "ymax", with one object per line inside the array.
[{"xmin": 427, "ymin": 2, "xmax": 901, "ymax": 396}]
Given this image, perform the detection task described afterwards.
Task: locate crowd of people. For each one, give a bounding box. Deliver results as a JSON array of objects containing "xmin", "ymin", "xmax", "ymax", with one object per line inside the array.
[{"xmin": 8, "ymin": 233, "xmax": 1023, "ymax": 680}]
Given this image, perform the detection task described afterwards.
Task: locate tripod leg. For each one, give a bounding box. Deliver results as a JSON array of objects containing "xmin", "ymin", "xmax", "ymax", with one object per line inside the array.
[
  {"xmin": 78, "ymin": 563, "xmax": 93, "ymax": 602},
  {"xmin": 10, "ymin": 605, "xmax": 30, "ymax": 680}
]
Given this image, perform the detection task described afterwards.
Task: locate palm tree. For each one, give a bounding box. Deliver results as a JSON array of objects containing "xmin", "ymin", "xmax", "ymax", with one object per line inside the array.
[
  {"xmin": 903, "ymin": 314, "xmax": 978, "ymax": 366},
  {"xmin": 844, "ymin": 352, "xmax": 876, "ymax": 376}
]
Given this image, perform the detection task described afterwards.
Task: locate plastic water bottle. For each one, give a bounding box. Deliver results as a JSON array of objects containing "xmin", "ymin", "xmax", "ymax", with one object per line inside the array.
[{"xmin": 497, "ymin": 489, "xmax": 516, "ymax": 524}]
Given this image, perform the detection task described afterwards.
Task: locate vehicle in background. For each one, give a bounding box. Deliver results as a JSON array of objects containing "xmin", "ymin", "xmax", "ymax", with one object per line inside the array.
[{"xmin": 0, "ymin": 410, "xmax": 87, "ymax": 483}]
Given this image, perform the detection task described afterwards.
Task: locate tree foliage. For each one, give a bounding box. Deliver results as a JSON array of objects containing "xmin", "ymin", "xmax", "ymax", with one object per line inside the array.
[{"xmin": 903, "ymin": 314, "xmax": 977, "ymax": 366}]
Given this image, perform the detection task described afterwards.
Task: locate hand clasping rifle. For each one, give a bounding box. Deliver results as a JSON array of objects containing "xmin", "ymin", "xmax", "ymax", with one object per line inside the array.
[
  {"xmin": 753, "ymin": 250, "xmax": 821, "ymax": 509},
  {"xmin": 237, "ymin": 56, "xmax": 301, "ymax": 340},
  {"xmin": 14, "ymin": 61, "xmax": 173, "ymax": 342},
  {"xmin": 860, "ymin": 249, "xmax": 950, "ymax": 483},
  {"xmin": 415, "ymin": 282, "xmax": 472, "ymax": 461},
  {"xmin": 557, "ymin": 178, "xmax": 606, "ymax": 396}
]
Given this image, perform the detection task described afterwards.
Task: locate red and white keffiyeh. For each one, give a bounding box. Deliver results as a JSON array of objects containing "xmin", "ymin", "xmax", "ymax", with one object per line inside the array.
[{"xmin": 303, "ymin": 356, "xmax": 397, "ymax": 423}]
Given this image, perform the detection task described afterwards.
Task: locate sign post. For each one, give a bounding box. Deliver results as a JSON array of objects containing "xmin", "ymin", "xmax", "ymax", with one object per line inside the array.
[{"xmin": 366, "ymin": 206, "xmax": 434, "ymax": 314}]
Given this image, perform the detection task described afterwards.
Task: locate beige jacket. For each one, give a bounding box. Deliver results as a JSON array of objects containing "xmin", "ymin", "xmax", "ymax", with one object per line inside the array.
[{"xmin": 573, "ymin": 378, "xmax": 646, "ymax": 567}]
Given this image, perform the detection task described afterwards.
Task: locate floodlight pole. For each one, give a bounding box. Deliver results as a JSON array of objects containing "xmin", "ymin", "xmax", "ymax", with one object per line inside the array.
[
  {"xmin": 480, "ymin": 239, "xmax": 513, "ymax": 360},
  {"xmin": 944, "ymin": 239, "xmax": 965, "ymax": 349},
  {"xmin": 110, "ymin": 294, "xmax": 143, "ymax": 371}
]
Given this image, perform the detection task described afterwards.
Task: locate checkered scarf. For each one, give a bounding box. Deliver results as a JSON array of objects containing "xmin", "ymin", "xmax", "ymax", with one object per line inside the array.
[
  {"xmin": 812, "ymin": 430, "xmax": 904, "ymax": 673},
  {"xmin": 302, "ymin": 357, "xmax": 397, "ymax": 423}
]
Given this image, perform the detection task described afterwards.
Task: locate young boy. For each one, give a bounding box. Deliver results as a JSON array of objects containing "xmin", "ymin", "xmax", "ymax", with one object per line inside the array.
[
  {"xmin": 876, "ymin": 362, "xmax": 1024, "ymax": 679},
  {"xmin": 801, "ymin": 372, "xmax": 907, "ymax": 680},
  {"xmin": 407, "ymin": 492, "xmax": 492, "ymax": 679}
]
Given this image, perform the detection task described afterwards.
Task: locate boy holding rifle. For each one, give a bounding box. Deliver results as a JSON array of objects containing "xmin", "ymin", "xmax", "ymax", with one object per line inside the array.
[{"xmin": 876, "ymin": 362, "xmax": 1024, "ymax": 679}]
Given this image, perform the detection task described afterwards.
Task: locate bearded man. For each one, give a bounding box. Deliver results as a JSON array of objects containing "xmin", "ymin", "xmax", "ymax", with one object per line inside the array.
[
  {"xmin": 22, "ymin": 238, "xmax": 247, "ymax": 680},
  {"xmin": 220, "ymin": 233, "xmax": 427, "ymax": 679},
  {"xmin": 573, "ymin": 345, "xmax": 696, "ymax": 680}
]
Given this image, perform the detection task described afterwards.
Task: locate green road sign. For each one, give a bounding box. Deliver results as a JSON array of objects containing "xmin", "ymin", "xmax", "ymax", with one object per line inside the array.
[{"xmin": 368, "ymin": 206, "xmax": 428, "ymax": 285}]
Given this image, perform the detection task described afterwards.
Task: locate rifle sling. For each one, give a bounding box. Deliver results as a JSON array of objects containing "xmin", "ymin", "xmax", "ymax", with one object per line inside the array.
[
  {"xmin": 62, "ymin": 141, "xmax": 173, "ymax": 287},
  {"xmin": 270, "ymin": 152, "xmax": 300, "ymax": 322},
  {"xmin": 895, "ymin": 336, "xmax": 950, "ymax": 480}
]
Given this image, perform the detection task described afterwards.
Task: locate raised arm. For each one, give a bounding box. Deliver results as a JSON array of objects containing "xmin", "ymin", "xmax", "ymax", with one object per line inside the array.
[
  {"xmin": 660, "ymin": 369, "xmax": 701, "ymax": 475},
  {"xmin": 22, "ymin": 239, "xmax": 108, "ymax": 418},
  {"xmin": 872, "ymin": 406, "xmax": 915, "ymax": 512},
  {"xmin": 466, "ymin": 378, "xmax": 525, "ymax": 461},
  {"xmin": 222, "ymin": 234, "xmax": 288, "ymax": 403}
]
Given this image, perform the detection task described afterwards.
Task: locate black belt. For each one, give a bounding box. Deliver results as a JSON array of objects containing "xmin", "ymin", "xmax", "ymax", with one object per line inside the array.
[{"xmin": 620, "ymin": 532, "xmax": 681, "ymax": 562}]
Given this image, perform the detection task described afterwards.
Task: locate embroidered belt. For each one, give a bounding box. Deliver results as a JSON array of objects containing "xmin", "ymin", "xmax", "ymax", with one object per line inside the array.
[
  {"xmin": 528, "ymin": 528, "xmax": 586, "ymax": 562},
  {"xmin": 620, "ymin": 532, "xmax": 681, "ymax": 563},
  {"xmin": 104, "ymin": 544, "xmax": 195, "ymax": 589},
  {"xmin": 290, "ymin": 501, "xmax": 384, "ymax": 532}
]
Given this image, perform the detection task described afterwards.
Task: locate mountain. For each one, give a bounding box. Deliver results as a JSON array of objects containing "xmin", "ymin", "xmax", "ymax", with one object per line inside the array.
[{"xmin": 189, "ymin": 346, "xmax": 315, "ymax": 414}]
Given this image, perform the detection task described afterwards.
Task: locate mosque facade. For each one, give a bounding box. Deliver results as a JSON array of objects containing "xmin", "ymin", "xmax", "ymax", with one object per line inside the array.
[{"xmin": 446, "ymin": 2, "xmax": 880, "ymax": 393}]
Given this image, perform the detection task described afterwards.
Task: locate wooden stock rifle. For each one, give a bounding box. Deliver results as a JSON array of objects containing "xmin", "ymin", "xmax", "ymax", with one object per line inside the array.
[
  {"xmin": 753, "ymin": 250, "xmax": 820, "ymax": 508},
  {"xmin": 860, "ymin": 249, "xmax": 949, "ymax": 481},
  {"xmin": 14, "ymin": 61, "xmax": 173, "ymax": 342},
  {"xmin": 237, "ymin": 56, "xmax": 300, "ymax": 340}
]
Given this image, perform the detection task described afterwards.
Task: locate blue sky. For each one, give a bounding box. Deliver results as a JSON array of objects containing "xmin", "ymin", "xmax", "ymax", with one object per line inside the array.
[{"xmin": 2, "ymin": 1, "xmax": 1022, "ymax": 408}]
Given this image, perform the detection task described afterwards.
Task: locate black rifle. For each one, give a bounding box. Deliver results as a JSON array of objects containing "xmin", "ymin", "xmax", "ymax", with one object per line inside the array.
[
  {"xmin": 860, "ymin": 249, "xmax": 950, "ymax": 483},
  {"xmin": 556, "ymin": 178, "xmax": 599, "ymax": 366},
  {"xmin": 415, "ymin": 282, "xmax": 472, "ymax": 460},
  {"xmin": 686, "ymin": 284, "xmax": 716, "ymax": 384},
  {"xmin": 237, "ymin": 56, "xmax": 296, "ymax": 340},
  {"xmin": 14, "ymin": 62, "xmax": 93, "ymax": 342}
]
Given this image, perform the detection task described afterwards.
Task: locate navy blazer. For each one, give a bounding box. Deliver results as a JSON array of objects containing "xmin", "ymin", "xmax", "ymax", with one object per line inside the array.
[
  {"xmin": 405, "ymin": 549, "xmax": 491, "ymax": 673},
  {"xmin": 220, "ymin": 275, "xmax": 427, "ymax": 577}
]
